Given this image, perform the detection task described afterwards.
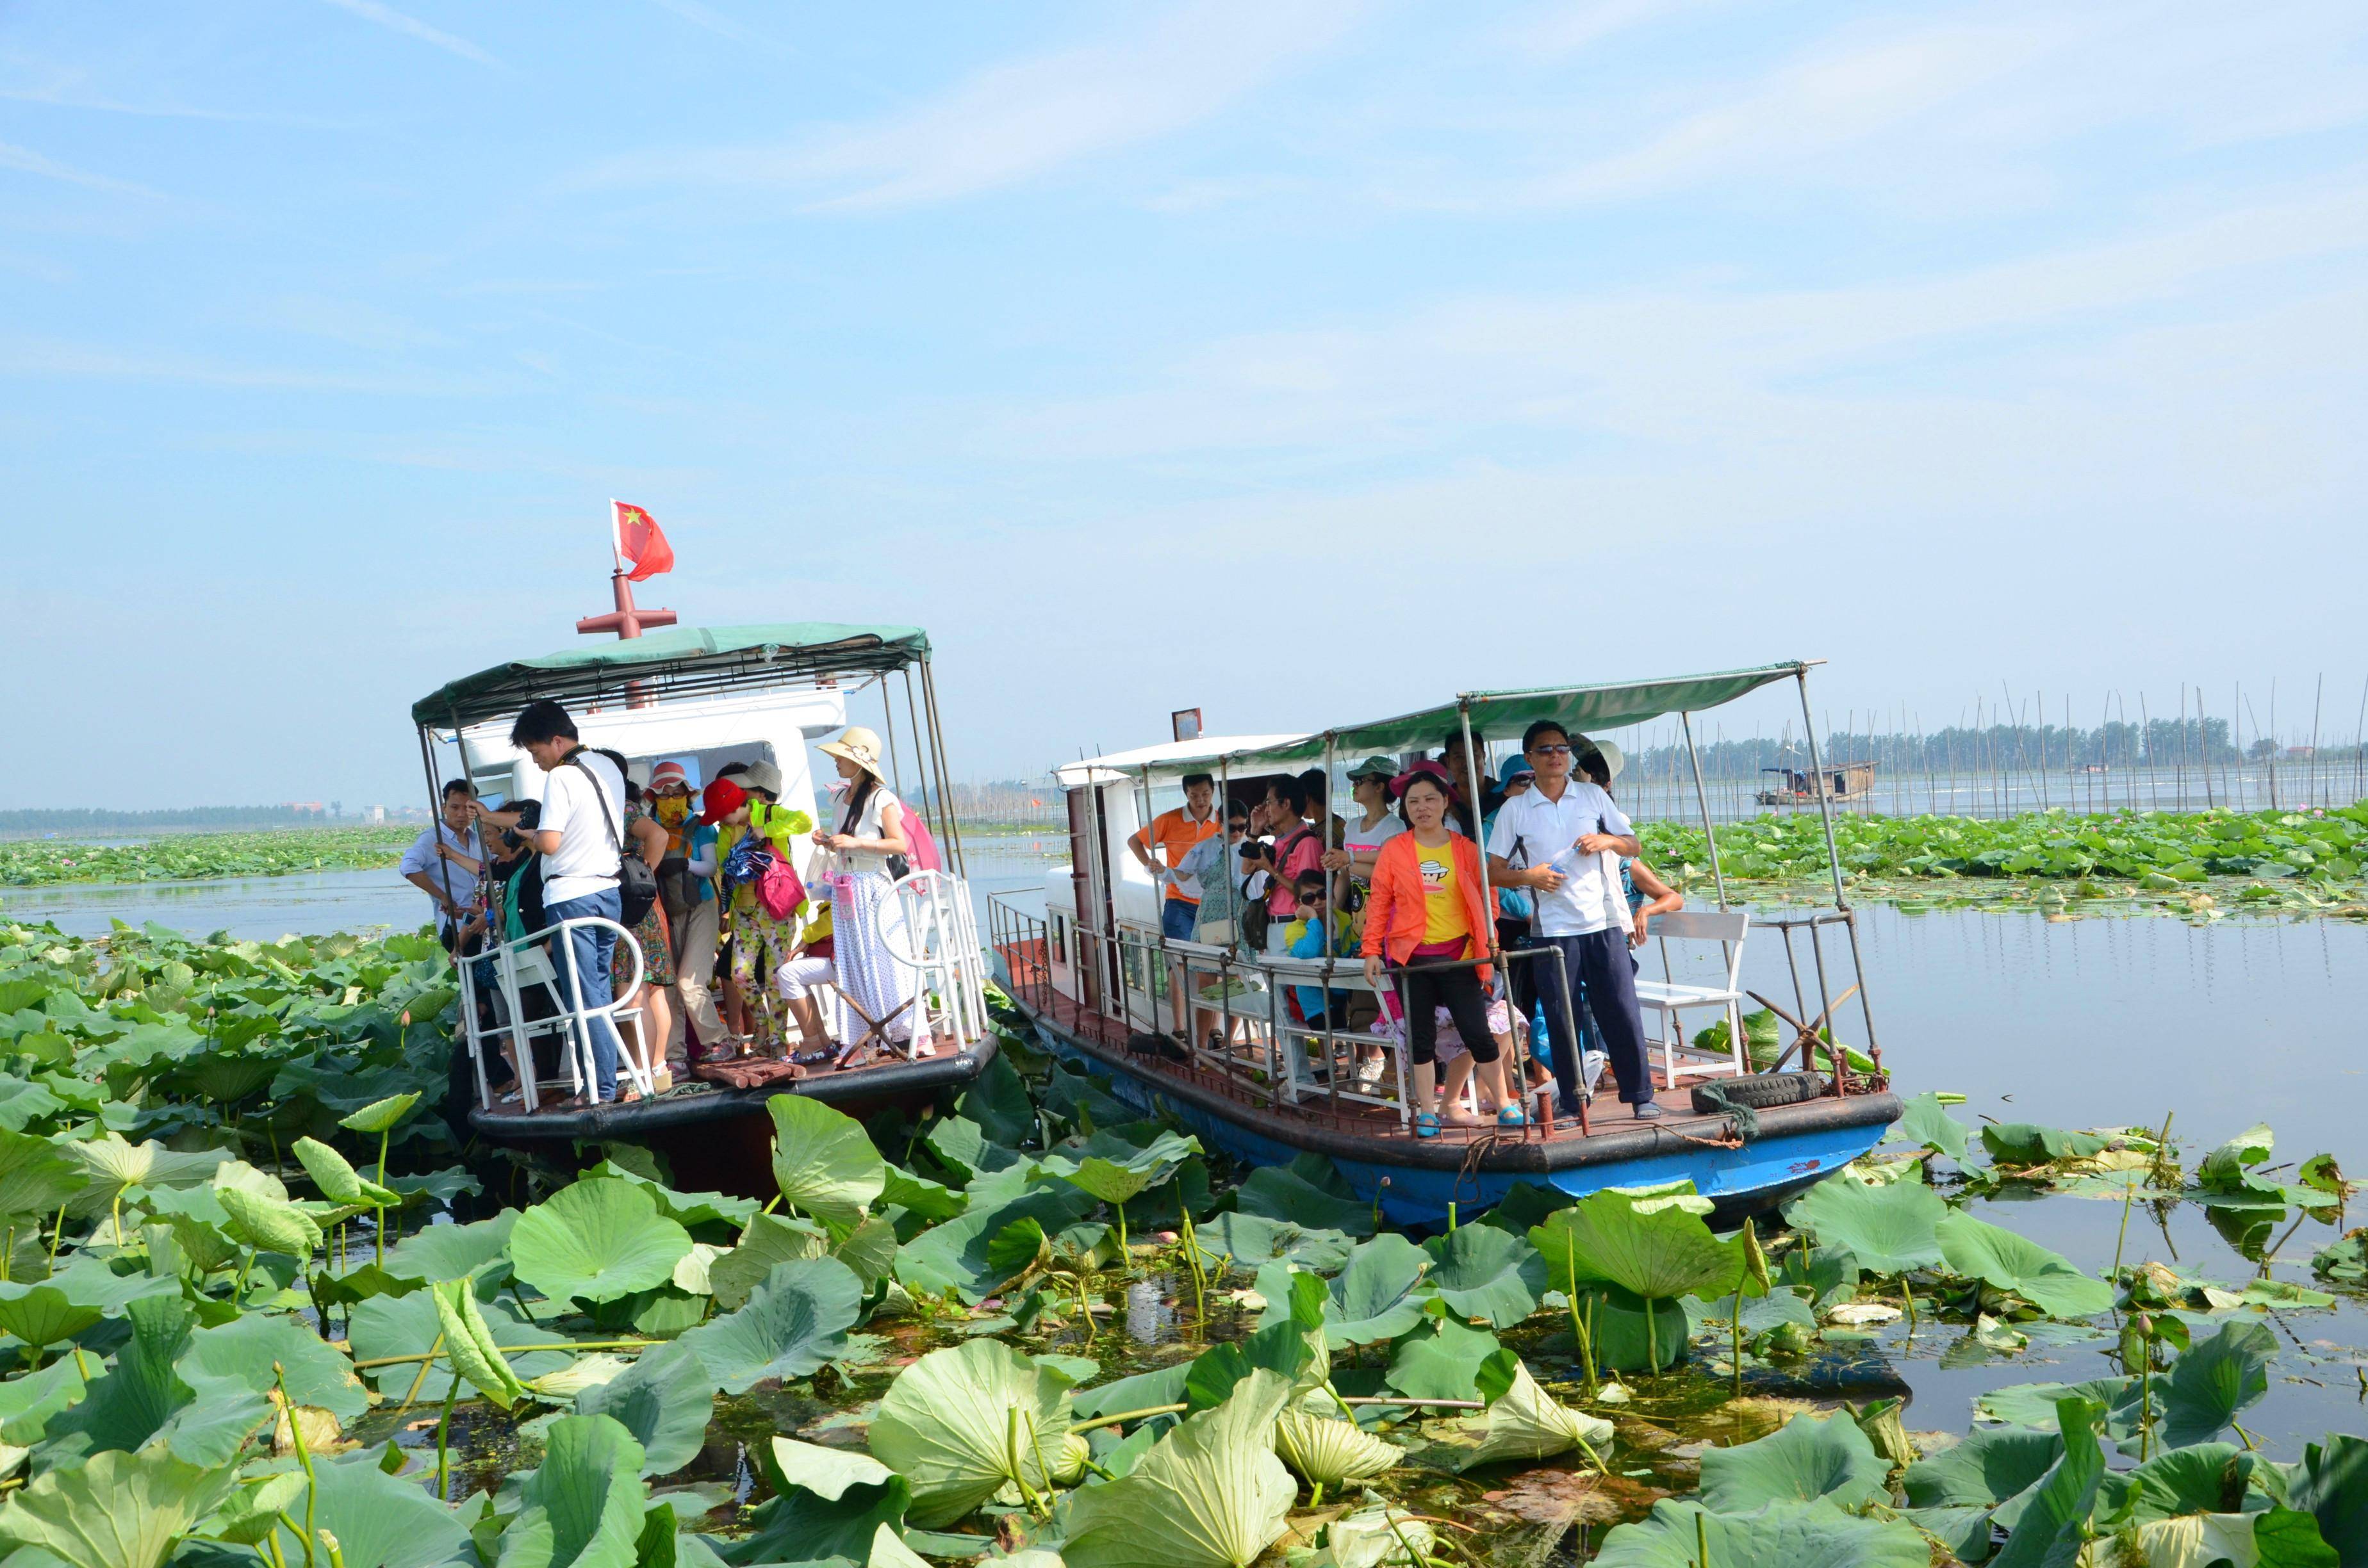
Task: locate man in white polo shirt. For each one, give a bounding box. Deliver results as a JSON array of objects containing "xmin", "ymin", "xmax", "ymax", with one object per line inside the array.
[{"xmin": 1486, "ymin": 719, "xmax": 1658, "ymax": 1123}]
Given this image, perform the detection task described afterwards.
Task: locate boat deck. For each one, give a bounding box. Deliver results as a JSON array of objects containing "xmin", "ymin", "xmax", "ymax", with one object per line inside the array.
[{"xmin": 997, "ymin": 938, "xmax": 1856, "ymax": 1154}]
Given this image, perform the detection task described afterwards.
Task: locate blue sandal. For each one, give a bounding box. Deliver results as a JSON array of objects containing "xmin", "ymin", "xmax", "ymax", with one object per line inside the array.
[
  {"xmin": 1413, "ymin": 1112, "xmax": 1441, "ymax": 1139},
  {"xmin": 1497, "ymin": 1104, "xmax": 1528, "ymax": 1128}
]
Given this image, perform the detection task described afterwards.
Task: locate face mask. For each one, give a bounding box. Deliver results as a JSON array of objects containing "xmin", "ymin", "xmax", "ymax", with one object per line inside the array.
[{"xmin": 654, "ymin": 796, "xmax": 690, "ymax": 827}]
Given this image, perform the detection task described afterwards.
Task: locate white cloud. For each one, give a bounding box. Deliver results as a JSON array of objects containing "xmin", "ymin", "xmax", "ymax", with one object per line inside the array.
[
  {"xmin": 580, "ymin": 0, "xmax": 1365, "ymax": 208},
  {"xmin": 0, "ymin": 140, "xmax": 162, "ymax": 197},
  {"xmin": 318, "ymin": 0, "xmax": 498, "ymax": 67}
]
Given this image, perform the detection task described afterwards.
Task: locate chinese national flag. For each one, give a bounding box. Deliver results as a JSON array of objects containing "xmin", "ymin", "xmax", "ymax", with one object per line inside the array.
[{"xmin": 613, "ymin": 501, "xmax": 675, "ymax": 582}]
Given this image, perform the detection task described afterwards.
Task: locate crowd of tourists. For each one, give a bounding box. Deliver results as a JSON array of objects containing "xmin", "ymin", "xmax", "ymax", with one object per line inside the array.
[
  {"xmin": 1126, "ymin": 720, "xmax": 1682, "ymax": 1138},
  {"xmin": 400, "ymin": 699, "xmax": 928, "ymax": 1111}
]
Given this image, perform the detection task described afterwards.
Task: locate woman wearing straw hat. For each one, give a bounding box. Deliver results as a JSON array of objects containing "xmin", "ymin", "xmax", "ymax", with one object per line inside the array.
[{"xmin": 809, "ymin": 726, "xmax": 919, "ymax": 1058}]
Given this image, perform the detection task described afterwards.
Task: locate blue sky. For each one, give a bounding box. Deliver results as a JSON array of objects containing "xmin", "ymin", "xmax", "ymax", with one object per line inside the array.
[{"xmin": 5, "ymin": 1, "xmax": 2365, "ymax": 809}]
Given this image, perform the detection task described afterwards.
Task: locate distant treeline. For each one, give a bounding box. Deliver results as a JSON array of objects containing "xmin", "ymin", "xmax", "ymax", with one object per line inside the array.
[
  {"xmin": 0, "ymin": 805, "xmax": 340, "ymax": 835},
  {"xmin": 1627, "ymin": 717, "xmax": 2296, "ymax": 781}
]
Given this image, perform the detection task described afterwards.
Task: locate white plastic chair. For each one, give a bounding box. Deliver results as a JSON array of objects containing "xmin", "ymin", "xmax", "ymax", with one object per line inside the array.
[{"xmin": 1632, "ymin": 910, "xmax": 1752, "ymax": 1083}]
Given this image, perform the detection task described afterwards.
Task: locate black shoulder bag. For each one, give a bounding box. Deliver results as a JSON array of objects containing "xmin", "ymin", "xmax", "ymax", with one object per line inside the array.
[{"xmin": 570, "ymin": 758, "xmax": 659, "ymax": 929}]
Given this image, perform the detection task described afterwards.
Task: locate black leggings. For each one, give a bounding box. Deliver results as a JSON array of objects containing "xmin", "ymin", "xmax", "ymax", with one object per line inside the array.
[{"xmin": 1391, "ymin": 960, "xmax": 1499, "ymax": 1066}]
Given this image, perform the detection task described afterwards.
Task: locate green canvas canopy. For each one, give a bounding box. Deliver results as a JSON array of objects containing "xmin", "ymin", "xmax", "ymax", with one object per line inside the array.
[
  {"xmin": 1212, "ymin": 661, "xmax": 1814, "ymax": 772},
  {"xmin": 411, "ymin": 623, "xmax": 932, "ymax": 728}
]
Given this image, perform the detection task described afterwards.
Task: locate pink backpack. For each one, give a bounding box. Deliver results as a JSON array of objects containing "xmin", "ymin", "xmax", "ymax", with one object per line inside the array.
[
  {"xmin": 900, "ymin": 804, "xmax": 942, "ymax": 874},
  {"xmin": 756, "ymin": 854, "xmax": 807, "ymax": 922}
]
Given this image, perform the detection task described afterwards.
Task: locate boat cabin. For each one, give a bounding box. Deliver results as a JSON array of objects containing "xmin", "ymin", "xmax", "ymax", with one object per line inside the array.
[{"xmin": 1756, "ymin": 760, "xmax": 1876, "ymax": 804}]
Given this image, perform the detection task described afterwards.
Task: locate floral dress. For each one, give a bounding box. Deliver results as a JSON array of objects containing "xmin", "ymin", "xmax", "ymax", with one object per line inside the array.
[{"xmin": 618, "ymin": 804, "xmax": 675, "ymax": 986}]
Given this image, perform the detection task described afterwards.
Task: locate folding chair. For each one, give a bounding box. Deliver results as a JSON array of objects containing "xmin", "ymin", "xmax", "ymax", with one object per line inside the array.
[{"xmin": 1632, "ymin": 909, "xmax": 1752, "ymax": 1083}]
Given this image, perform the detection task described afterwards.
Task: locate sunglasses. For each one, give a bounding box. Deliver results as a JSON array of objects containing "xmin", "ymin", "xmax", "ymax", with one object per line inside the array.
[{"xmin": 1529, "ymin": 744, "xmax": 1573, "ymax": 756}]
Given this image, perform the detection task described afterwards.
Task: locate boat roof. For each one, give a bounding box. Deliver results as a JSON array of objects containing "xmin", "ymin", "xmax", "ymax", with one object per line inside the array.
[
  {"xmin": 1209, "ymin": 661, "xmax": 1816, "ymax": 770},
  {"xmin": 1056, "ymin": 735, "xmax": 1305, "ymax": 785},
  {"xmin": 412, "ymin": 623, "xmax": 930, "ymax": 728}
]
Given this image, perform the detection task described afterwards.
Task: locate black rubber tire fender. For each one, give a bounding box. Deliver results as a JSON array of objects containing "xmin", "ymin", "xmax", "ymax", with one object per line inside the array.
[{"xmin": 1690, "ymin": 1070, "xmax": 1827, "ymax": 1113}]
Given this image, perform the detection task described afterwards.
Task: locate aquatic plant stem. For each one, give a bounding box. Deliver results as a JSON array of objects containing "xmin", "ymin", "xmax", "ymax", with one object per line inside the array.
[
  {"xmin": 47, "ymin": 1204, "xmax": 65, "ymax": 1271},
  {"xmin": 394, "ymin": 1333, "xmax": 445, "ymax": 1414},
  {"xmin": 375, "ymin": 1127, "xmax": 391, "ymax": 1268},
  {"xmin": 1730, "ymin": 1283, "xmax": 1743, "ymax": 1395},
  {"xmin": 354, "ymin": 1337, "xmax": 653, "ymax": 1370},
  {"xmin": 1005, "ymin": 1407, "xmax": 1051, "ymax": 1517},
  {"xmin": 275, "ymin": 1363, "xmax": 320, "ymax": 1568},
  {"xmin": 1697, "ymin": 1505, "xmax": 1711, "ymax": 1568},
  {"xmin": 434, "ymin": 1371, "xmax": 461, "ymax": 1499},
  {"xmin": 2110, "ymin": 1182, "xmax": 2137, "ymax": 1314}
]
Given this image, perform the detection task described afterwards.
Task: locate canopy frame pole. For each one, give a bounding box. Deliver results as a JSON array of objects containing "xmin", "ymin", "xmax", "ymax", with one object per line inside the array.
[
  {"xmin": 1678, "ymin": 711, "xmax": 1728, "ymax": 911},
  {"xmin": 1215, "ymin": 750, "xmax": 1234, "ymax": 1086},
  {"xmin": 1319, "ymin": 730, "xmax": 1340, "ymax": 1117},
  {"xmin": 1793, "ymin": 668, "xmax": 1881, "ymax": 1078},
  {"xmin": 1140, "ymin": 763, "xmax": 1176, "ymax": 1043},
  {"xmin": 416, "ymin": 721, "xmax": 488, "ymax": 1113},
  {"xmin": 918, "ymin": 658, "xmax": 967, "ymax": 876},
  {"xmin": 1454, "ymin": 696, "xmax": 1517, "ymax": 1132},
  {"xmin": 875, "ymin": 674, "xmax": 908, "ymax": 803}
]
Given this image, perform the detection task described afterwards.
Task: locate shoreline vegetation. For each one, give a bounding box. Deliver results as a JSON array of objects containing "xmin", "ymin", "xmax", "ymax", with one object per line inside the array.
[
  {"xmin": 7, "ymin": 807, "xmax": 2364, "ymax": 923},
  {"xmin": 0, "ymin": 915, "xmax": 2358, "ymax": 1567}
]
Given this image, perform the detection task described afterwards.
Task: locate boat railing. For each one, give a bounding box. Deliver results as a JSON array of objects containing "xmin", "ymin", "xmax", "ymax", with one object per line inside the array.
[
  {"xmin": 878, "ymin": 867, "xmax": 994, "ymax": 1056},
  {"xmin": 453, "ymin": 913, "xmax": 650, "ymax": 1115}
]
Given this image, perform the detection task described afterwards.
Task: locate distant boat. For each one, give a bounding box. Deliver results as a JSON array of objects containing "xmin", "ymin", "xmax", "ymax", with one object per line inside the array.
[{"xmin": 1755, "ymin": 760, "xmax": 1876, "ymax": 805}]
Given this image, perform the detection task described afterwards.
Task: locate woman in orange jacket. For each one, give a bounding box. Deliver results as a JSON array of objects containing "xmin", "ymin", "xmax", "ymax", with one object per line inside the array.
[{"xmin": 1361, "ymin": 769, "xmax": 1520, "ymax": 1136}]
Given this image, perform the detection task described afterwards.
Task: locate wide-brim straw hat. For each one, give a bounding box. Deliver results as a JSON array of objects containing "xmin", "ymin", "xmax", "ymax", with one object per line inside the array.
[{"xmin": 818, "ymin": 725, "xmax": 891, "ymax": 783}]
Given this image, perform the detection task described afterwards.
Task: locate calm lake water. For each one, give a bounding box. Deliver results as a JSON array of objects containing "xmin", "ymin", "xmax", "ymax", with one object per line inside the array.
[{"xmin": 8, "ymin": 845, "xmax": 2363, "ymax": 1451}]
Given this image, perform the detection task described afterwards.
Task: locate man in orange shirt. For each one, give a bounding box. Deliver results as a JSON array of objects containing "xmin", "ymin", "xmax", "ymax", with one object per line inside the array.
[{"xmin": 1128, "ymin": 772, "xmax": 1221, "ymax": 1037}]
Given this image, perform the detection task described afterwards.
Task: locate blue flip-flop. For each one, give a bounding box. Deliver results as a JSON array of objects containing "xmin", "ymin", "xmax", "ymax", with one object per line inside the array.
[
  {"xmin": 1497, "ymin": 1103, "xmax": 1528, "ymax": 1128},
  {"xmin": 1414, "ymin": 1112, "xmax": 1441, "ymax": 1139}
]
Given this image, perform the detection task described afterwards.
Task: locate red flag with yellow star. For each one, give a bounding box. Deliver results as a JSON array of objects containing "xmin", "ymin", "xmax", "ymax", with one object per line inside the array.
[{"xmin": 612, "ymin": 501, "xmax": 675, "ymax": 582}]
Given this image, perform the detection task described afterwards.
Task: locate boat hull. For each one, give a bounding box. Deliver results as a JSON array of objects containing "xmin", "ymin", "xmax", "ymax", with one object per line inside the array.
[{"xmin": 1012, "ymin": 1000, "xmax": 1894, "ymax": 1228}]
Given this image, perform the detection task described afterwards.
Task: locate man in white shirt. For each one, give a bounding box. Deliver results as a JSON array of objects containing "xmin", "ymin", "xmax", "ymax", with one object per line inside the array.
[
  {"xmin": 1486, "ymin": 719, "xmax": 1658, "ymax": 1123},
  {"xmin": 399, "ymin": 780, "xmax": 484, "ymax": 948},
  {"xmin": 499, "ymin": 699, "xmax": 629, "ymax": 1105}
]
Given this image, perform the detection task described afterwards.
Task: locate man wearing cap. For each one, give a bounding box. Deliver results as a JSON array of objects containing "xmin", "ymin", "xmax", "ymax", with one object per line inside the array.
[
  {"xmin": 1486, "ymin": 719, "xmax": 1658, "ymax": 1122},
  {"xmin": 401, "ymin": 780, "xmax": 486, "ymax": 949}
]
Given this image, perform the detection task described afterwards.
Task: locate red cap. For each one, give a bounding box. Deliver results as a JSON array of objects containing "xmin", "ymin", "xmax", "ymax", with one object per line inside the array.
[
  {"xmin": 698, "ymin": 777, "xmax": 748, "ymax": 826},
  {"xmin": 1388, "ymin": 759, "xmax": 1452, "ymax": 801}
]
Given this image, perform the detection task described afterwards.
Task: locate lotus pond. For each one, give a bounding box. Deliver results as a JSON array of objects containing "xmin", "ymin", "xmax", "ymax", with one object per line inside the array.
[
  {"xmin": 1642, "ymin": 804, "xmax": 2368, "ymax": 923},
  {"xmin": 0, "ymin": 832, "xmax": 419, "ymax": 890},
  {"xmin": 0, "ymin": 917, "xmax": 2360, "ymax": 1568}
]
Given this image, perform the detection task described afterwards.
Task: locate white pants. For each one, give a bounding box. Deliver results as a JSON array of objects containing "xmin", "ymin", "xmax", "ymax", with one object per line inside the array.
[{"xmin": 776, "ymin": 954, "xmax": 834, "ymax": 1001}]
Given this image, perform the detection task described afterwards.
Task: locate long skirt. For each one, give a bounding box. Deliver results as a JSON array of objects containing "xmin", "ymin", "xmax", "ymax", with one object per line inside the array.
[{"xmin": 830, "ymin": 871, "xmax": 917, "ymax": 1043}]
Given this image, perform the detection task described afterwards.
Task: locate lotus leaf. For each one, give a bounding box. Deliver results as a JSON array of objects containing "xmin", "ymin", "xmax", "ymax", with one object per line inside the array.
[
  {"xmin": 1187, "ymin": 1273, "xmax": 1327, "ymax": 1410},
  {"xmin": 1702, "ymin": 1411, "xmax": 1891, "ymax": 1511},
  {"xmin": 0, "ymin": 1128, "xmax": 88, "ymax": 1220},
  {"xmin": 1287, "ymin": 1234, "xmax": 1431, "ymax": 1345},
  {"xmin": 1455, "ymin": 1361, "xmax": 1613, "ymax": 1471},
  {"xmin": 2288, "ymin": 1434, "xmax": 2368, "ymax": 1568},
  {"xmin": 707, "ymin": 1213, "xmax": 830, "ymax": 1311},
  {"xmin": 1529, "ymin": 1189, "xmax": 1742, "ymax": 1305},
  {"xmin": 867, "ymin": 1338, "xmax": 1076, "ymax": 1528},
  {"xmin": 719, "ymin": 1448, "xmax": 909, "ymax": 1567},
  {"xmin": 337, "ymin": 1093, "xmax": 422, "ymax": 1136},
  {"xmin": 1274, "ymin": 1408, "xmax": 1398, "ymax": 1486},
  {"xmin": 38, "ymin": 1294, "xmax": 270, "ymax": 1468},
  {"xmin": 579, "ymin": 1341, "xmax": 718, "ymax": 1478},
  {"xmin": 293, "ymin": 1137, "xmax": 399, "ymax": 1208},
  {"xmin": 1234, "ymin": 1163, "xmax": 1374, "ymax": 1239},
  {"xmin": 2196, "ymin": 1125, "xmax": 2276, "ymax": 1194},
  {"xmin": 1592, "ymin": 1499, "xmax": 1930, "ymax": 1568},
  {"xmin": 1936, "ymin": 1212, "xmax": 2111, "ymax": 1319},
  {"xmin": 1060, "ymin": 1369, "xmax": 1297, "ymax": 1568},
  {"xmin": 879, "ymin": 1165, "xmax": 967, "ymax": 1223},
  {"xmin": 1975, "ymin": 1377, "xmax": 2139, "ymax": 1433},
  {"xmin": 62, "ymin": 1136, "xmax": 230, "ymax": 1219},
  {"xmin": 579, "ymin": 1163, "xmax": 759, "ymax": 1230},
  {"xmin": 258, "ymin": 1455, "xmax": 475, "ymax": 1568},
  {"xmin": 1419, "ymin": 1225, "xmax": 1547, "ymax": 1327},
  {"xmin": 348, "ymin": 1282, "xmax": 579, "ymax": 1389},
  {"xmin": 498, "ymin": 1414, "xmax": 649, "ymax": 1568},
  {"xmin": 1309, "ymin": 1507, "xmax": 1436, "ymax": 1568},
  {"xmin": 955, "ymin": 1052, "xmax": 1036, "ymax": 1147},
  {"xmin": 0, "ymin": 1286, "xmax": 102, "ymax": 1348},
  {"xmin": 511, "ymin": 1179, "xmax": 693, "ymax": 1307},
  {"xmin": 180, "ymin": 1311, "xmax": 370, "ymax": 1421},
  {"xmin": 1383, "ymin": 1314, "xmax": 1504, "ymax": 1403},
  {"xmin": 2089, "ymin": 1514, "xmax": 2276, "ymax": 1568},
  {"xmin": 766, "ymin": 1097, "xmax": 887, "ymax": 1234},
  {"xmin": 1786, "ymin": 1177, "xmax": 1946, "ymax": 1276},
  {"xmin": 217, "ymin": 1185, "xmax": 324, "ymax": 1257},
  {"xmin": 921, "ymin": 1114, "xmax": 1014, "ymax": 1186},
  {"xmin": 432, "ymin": 1278, "xmax": 529, "ymax": 1410},
  {"xmin": 1887, "ymin": 1092, "xmax": 1970, "ymax": 1160},
  {"xmin": 892, "ymin": 1188, "xmax": 1095, "ymax": 1305},
  {"xmin": 1983, "ymin": 1123, "xmax": 2111, "ymax": 1168},
  {"xmin": 1902, "ymin": 1426, "xmax": 2063, "ymax": 1508},
  {"xmin": 0, "ymin": 1356, "xmax": 86, "ymax": 1445},
  {"xmin": 829, "ymin": 1214, "xmax": 900, "ymax": 1290},
  {"xmin": 0, "ymin": 1443, "xmax": 240, "ymax": 1568},
  {"xmin": 1990, "ymin": 1397, "xmax": 2107, "ymax": 1568},
  {"xmin": 1071, "ymin": 1360, "xmax": 1194, "ymax": 1424},
  {"xmin": 2157, "ymin": 1320, "xmax": 2274, "ymax": 1450},
  {"xmin": 2096, "ymin": 1442, "xmax": 2257, "ymax": 1524},
  {"xmin": 677, "ymin": 1256, "xmax": 861, "ymax": 1396},
  {"xmin": 1188, "ymin": 1213, "xmax": 1353, "ymax": 1276}
]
